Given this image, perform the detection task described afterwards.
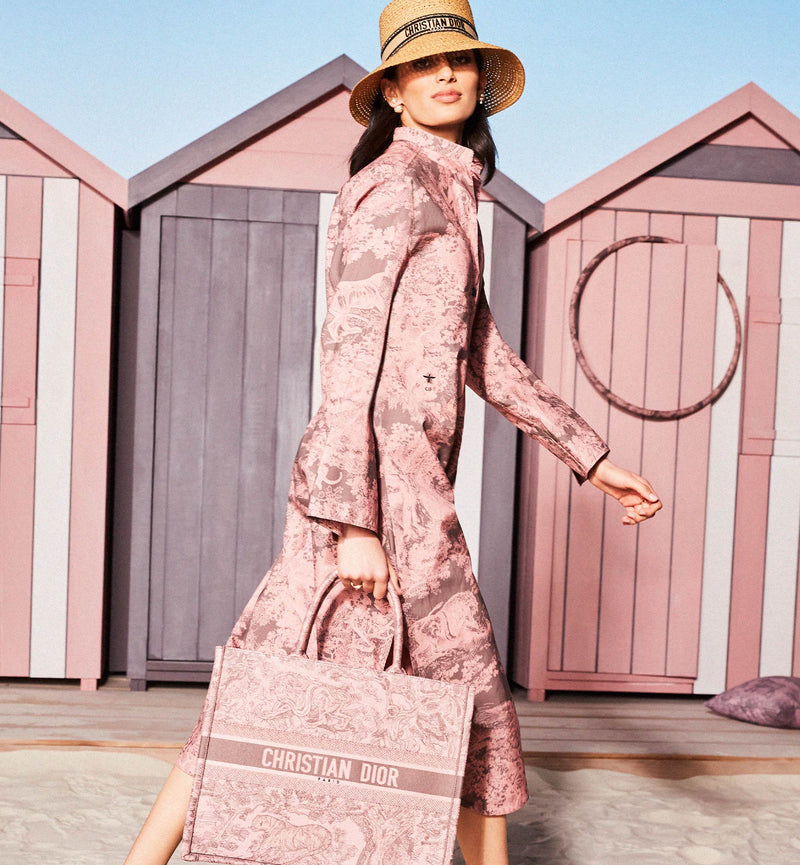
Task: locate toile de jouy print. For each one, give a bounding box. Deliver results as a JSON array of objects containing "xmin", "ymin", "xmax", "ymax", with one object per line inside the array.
[{"xmin": 176, "ymin": 125, "xmax": 609, "ymax": 816}]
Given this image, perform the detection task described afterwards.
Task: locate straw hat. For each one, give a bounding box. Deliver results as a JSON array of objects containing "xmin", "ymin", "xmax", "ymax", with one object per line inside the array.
[{"xmin": 350, "ymin": 0, "xmax": 525, "ymax": 126}]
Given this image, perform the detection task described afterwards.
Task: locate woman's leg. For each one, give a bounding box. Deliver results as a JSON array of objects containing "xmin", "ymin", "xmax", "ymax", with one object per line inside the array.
[
  {"xmin": 456, "ymin": 807, "xmax": 509, "ymax": 865},
  {"xmin": 123, "ymin": 765, "xmax": 193, "ymax": 865}
]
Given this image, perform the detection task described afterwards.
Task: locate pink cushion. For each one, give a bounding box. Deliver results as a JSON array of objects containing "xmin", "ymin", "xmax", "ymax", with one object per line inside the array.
[{"xmin": 705, "ymin": 676, "xmax": 800, "ymax": 728}]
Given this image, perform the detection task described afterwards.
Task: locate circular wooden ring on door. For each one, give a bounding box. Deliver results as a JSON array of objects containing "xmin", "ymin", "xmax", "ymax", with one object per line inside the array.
[{"xmin": 569, "ymin": 235, "xmax": 742, "ymax": 421}]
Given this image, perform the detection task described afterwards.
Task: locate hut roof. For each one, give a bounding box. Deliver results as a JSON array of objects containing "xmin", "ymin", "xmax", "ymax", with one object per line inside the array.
[
  {"xmin": 541, "ymin": 83, "xmax": 800, "ymax": 237},
  {"xmin": 127, "ymin": 55, "xmax": 543, "ymax": 230},
  {"xmin": 0, "ymin": 86, "xmax": 126, "ymax": 207}
]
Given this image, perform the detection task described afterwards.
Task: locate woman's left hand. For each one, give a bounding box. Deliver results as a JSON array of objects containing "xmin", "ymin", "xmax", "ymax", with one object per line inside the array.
[{"xmin": 587, "ymin": 457, "xmax": 662, "ymax": 525}]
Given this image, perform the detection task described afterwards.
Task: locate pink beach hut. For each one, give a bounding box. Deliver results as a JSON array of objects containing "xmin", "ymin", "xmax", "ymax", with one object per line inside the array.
[
  {"xmin": 513, "ymin": 84, "xmax": 800, "ymax": 700},
  {"xmin": 0, "ymin": 88, "xmax": 126, "ymax": 689},
  {"xmin": 111, "ymin": 57, "xmax": 543, "ymax": 688}
]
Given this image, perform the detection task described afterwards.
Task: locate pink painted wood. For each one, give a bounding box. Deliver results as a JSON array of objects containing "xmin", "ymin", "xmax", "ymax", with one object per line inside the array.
[
  {"xmin": 190, "ymin": 91, "xmax": 362, "ymax": 193},
  {"xmin": 524, "ymin": 228, "xmax": 572, "ymax": 697},
  {"xmin": 794, "ymin": 549, "xmax": 800, "ymax": 678},
  {"xmin": 562, "ymin": 210, "xmax": 615, "ymax": 672},
  {"xmin": 739, "ymin": 220, "xmax": 782, "ymax": 455},
  {"xmin": 0, "ymin": 140, "xmax": 71, "ymax": 178},
  {"xmin": 0, "ymin": 176, "xmax": 42, "ymax": 677},
  {"xmin": 727, "ymin": 454, "xmax": 772, "ymax": 687},
  {"xmin": 545, "ymin": 231, "xmax": 583, "ymax": 674},
  {"xmin": 543, "ymin": 83, "xmax": 800, "ymax": 233},
  {"xmin": 725, "ymin": 219, "xmax": 783, "ymax": 688},
  {"xmin": 5, "ymin": 176, "xmax": 43, "ymax": 256},
  {"xmin": 606, "ymin": 178, "xmax": 800, "ymax": 221},
  {"xmin": 596, "ymin": 209, "xmax": 649, "ymax": 674},
  {"xmin": 543, "ymin": 673, "xmax": 693, "ymax": 694},
  {"xmin": 0, "ymin": 85, "xmax": 126, "ymax": 206},
  {"xmin": 667, "ymin": 215, "xmax": 718, "ymax": 677},
  {"xmin": 1, "ymin": 259, "xmax": 39, "ymax": 425},
  {"xmin": 513, "ymin": 241, "xmax": 549, "ymax": 690},
  {"xmin": 631, "ymin": 213, "xmax": 684, "ymax": 676},
  {"xmin": 0, "ymin": 427, "xmax": 36, "ymax": 675},
  {"xmin": 708, "ymin": 116, "xmax": 792, "ymax": 149},
  {"xmin": 65, "ymin": 186, "xmax": 115, "ymax": 685}
]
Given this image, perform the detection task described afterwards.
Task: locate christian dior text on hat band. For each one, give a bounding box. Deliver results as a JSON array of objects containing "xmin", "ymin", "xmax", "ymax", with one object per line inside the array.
[{"xmin": 381, "ymin": 14, "xmax": 479, "ymax": 61}]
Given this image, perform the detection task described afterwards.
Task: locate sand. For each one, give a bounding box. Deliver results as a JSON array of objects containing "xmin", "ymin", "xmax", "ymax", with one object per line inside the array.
[{"xmin": 2, "ymin": 749, "xmax": 799, "ymax": 865}]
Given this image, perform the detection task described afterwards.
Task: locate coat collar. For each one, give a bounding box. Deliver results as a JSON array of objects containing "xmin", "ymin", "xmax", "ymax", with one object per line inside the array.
[{"xmin": 392, "ymin": 127, "xmax": 483, "ymax": 189}]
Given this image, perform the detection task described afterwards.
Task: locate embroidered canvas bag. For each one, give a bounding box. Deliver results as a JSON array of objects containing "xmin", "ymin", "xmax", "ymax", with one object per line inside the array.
[{"xmin": 182, "ymin": 573, "xmax": 474, "ymax": 865}]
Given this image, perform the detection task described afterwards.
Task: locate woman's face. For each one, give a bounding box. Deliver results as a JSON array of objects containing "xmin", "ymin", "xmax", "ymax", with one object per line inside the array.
[{"xmin": 380, "ymin": 50, "xmax": 485, "ymax": 143}]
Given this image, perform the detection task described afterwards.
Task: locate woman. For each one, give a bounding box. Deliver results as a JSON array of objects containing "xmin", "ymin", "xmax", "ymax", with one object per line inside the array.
[{"xmin": 125, "ymin": 1, "xmax": 661, "ymax": 863}]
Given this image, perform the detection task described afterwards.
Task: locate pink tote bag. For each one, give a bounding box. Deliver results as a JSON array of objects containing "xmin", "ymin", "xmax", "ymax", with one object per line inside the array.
[{"xmin": 181, "ymin": 573, "xmax": 474, "ymax": 865}]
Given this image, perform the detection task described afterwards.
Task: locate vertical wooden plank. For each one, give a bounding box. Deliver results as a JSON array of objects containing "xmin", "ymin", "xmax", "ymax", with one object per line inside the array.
[
  {"xmin": 147, "ymin": 216, "xmax": 178, "ymax": 663},
  {"xmin": 761, "ymin": 456, "xmax": 800, "ymax": 675},
  {"xmin": 311, "ymin": 193, "xmax": 336, "ymax": 414},
  {"xmin": 5, "ymin": 176, "xmax": 42, "ymax": 257},
  {"xmin": 271, "ymin": 222, "xmax": 316, "ymax": 552},
  {"xmin": 727, "ymin": 454, "xmax": 771, "ymax": 686},
  {"xmin": 597, "ymin": 210, "xmax": 649, "ymax": 674},
  {"xmin": 693, "ymin": 217, "xmax": 749, "ymax": 695},
  {"xmin": 65, "ymin": 186, "xmax": 115, "ymax": 681},
  {"xmin": 176, "ymin": 184, "xmax": 213, "ymax": 218},
  {"xmin": 1, "ymin": 258, "xmax": 39, "ymax": 425},
  {"xmin": 773, "ymin": 220, "xmax": 800, "ymax": 459},
  {"xmin": 29, "ymin": 177, "xmax": 79, "ymax": 678},
  {"xmin": 726, "ymin": 221, "xmax": 784, "ymax": 687},
  {"xmin": 197, "ymin": 218, "xmax": 248, "ymax": 659},
  {"xmin": 0, "ymin": 182, "xmax": 38, "ymax": 679},
  {"xmin": 547, "ymin": 234, "xmax": 584, "ymax": 672},
  {"xmin": 159, "ymin": 215, "xmax": 212, "ymax": 661},
  {"xmin": 108, "ymin": 228, "xmax": 140, "ymax": 674},
  {"xmin": 516, "ymin": 238, "xmax": 550, "ymax": 693},
  {"xmin": 283, "ymin": 191, "xmax": 319, "ymax": 225},
  {"xmin": 667, "ymin": 216, "xmax": 719, "ymax": 677},
  {"xmin": 632, "ymin": 213, "xmax": 684, "ymax": 676},
  {"xmin": 762, "ymin": 220, "xmax": 800, "ymax": 675},
  {"xmin": 248, "ymin": 188, "xmax": 283, "ymax": 223},
  {"xmin": 563, "ymin": 208, "xmax": 615, "ymax": 672},
  {"xmin": 0, "ymin": 427, "xmax": 35, "ymax": 675},
  {"xmin": 235, "ymin": 221, "xmax": 284, "ymax": 615},
  {"xmin": 795, "ymin": 547, "xmax": 800, "ymax": 678},
  {"xmin": 475, "ymin": 202, "xmax": 523, "ymax": 668},
  {"xmin": 549, "ymin": 223, "xmax": 581, "ymax": 673},
  {"xmin": 739, "ymin": 220, "xmax": 783, "ymax": 455},
  {"xmin": 0, "ymin": 177, "xmax": 5, "ymax": 412},
  {"xmin": 125, "ymin": 190, "xmax": 177, "ymax": 683},
  {"xmin": 211, "ymin": 185, "xmax": 248, "ymax": 220}
]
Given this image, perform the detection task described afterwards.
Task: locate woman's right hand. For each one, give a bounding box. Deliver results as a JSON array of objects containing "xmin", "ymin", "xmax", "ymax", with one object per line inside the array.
[{"xmin": 336, "ymin": 525, "xmax": 401, "ymax": 600}]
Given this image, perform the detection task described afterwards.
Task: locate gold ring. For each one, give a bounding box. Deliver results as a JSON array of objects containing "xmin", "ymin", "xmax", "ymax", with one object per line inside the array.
[{"xmin": 350, "ymin": 581, "xmax": 363, "ymax": 590}]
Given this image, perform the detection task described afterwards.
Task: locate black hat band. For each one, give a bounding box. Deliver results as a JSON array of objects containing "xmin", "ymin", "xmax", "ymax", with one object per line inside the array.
[{"xmin": 381, "ymin": 13, "xmax": 479, "ymax": 62}]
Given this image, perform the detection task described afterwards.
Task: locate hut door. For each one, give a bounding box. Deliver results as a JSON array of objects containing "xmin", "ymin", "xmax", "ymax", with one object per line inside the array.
[
  {"xmin": 0, "ymin": 257, "xmax": 40, "ymax": 675},
  {"xmin": 544, "ymin": 216, "xmax": 721, "ymax": 692},
  {"xmin": 146, "ymin": 211, "xmax": 316, "ymax": 669}
]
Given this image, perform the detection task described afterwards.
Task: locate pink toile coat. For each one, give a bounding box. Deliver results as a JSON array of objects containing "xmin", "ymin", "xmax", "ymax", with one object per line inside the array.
[{"xmin": 176, "ymin": 126, "xmax": 609, "ymax": 815}]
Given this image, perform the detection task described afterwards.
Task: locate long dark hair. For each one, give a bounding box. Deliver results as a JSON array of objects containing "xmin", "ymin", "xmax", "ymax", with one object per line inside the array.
[{"xmin": 349, "ymin": 53, "xmax": 498, "ymax": 182}]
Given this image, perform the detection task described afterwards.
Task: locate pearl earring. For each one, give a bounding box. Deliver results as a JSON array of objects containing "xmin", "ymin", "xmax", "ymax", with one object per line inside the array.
[
  {"xmin": 478, "ymin": 93, "xmax": 485, "ymax": 105},
  {"xmin": 394, "ymin": 103, "xmax": 404, "ymax": 114}
]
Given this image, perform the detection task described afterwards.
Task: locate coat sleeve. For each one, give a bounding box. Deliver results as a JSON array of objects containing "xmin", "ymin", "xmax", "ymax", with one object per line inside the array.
[
  {"xmin": 301, "ymin": 173, "xmax": 414, "ymax": 535},
  {"xmin": 466, "ymin": 284, "xmax": 609, "ymax": 482}
]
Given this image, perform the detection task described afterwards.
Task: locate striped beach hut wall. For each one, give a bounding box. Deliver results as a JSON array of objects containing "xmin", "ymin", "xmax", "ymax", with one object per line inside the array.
[
  {"xmin": 0, "ymin": 88, "xmax": 125, "ymax": 689},
  {"xmin": 112, "ymin": 56, "xmax": 543, "ymax": 687},
  {"xmin": 514, "ymin": 84, "xmax": 800, "ymax": 700}
]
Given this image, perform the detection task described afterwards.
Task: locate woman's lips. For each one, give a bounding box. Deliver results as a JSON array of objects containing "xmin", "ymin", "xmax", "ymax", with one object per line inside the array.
[{"xmin": 432, "ymin": 91, "xmax": 461, "ymax": 103}]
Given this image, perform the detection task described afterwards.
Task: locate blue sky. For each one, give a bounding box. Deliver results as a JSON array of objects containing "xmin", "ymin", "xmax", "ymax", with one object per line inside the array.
[{"xmin": 1, "ymin": 0, "xmax": 797, "ymax": 200}]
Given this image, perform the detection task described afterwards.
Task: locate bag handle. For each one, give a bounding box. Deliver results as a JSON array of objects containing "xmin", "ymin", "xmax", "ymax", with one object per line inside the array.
[{"xmin": 295, "ymin": 572, "xmax": 405, "ymax": 674}]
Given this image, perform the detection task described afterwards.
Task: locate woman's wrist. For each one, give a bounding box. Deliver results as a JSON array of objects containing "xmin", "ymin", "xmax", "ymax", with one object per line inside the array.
[{"xmin": 338, "ymin": 524, "xmax": 376, "ymax": 541}]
